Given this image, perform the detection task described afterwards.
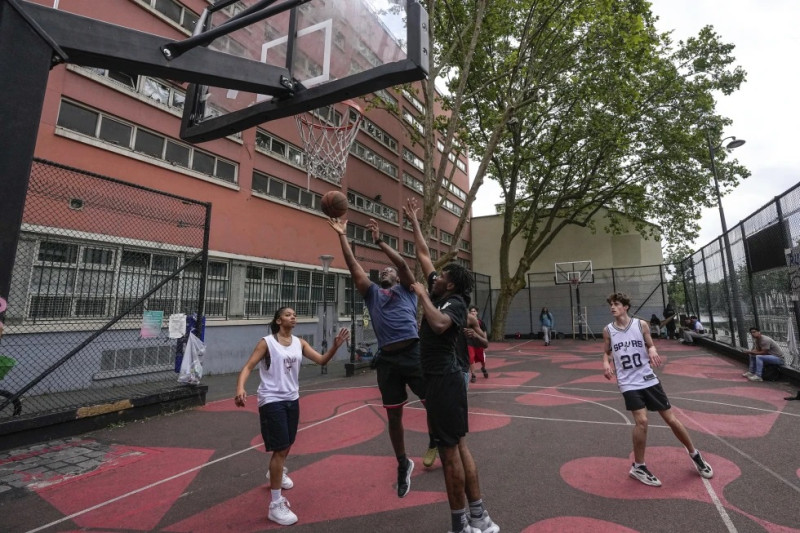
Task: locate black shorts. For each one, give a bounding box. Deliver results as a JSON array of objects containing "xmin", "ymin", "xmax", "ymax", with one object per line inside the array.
[
  {"xmin": 425, "ymin": 372, "xmax": 468, "ymax": 447},
  {"xmin": 376, "ymin": 343, "xmax": 426, "ymax": 408},
  {"xmin": 622, "ymin": 383, "xmax": 671, "ymax": 412},
  {"xmin": 259, "ymin": 399, "xmax": 300, "ymax": 452}
]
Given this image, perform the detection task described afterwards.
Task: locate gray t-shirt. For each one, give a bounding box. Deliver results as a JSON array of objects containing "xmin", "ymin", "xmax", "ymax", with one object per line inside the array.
[{"xmin": 756, "ymin": 334, "xmax": 785, "ymax": 363}]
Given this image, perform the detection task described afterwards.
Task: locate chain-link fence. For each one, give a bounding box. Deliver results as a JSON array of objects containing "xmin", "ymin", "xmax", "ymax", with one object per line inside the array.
[
  {"xmin": 0, "ymin": 159, "xmax": 210, "ymax": 423},
  {"xmin": 679, "ymin": 181, "xmax": 800, "ymax": 370},
  {"xmin": 492, "ymin": 264, "xmax": 684, "ymax": 341}
]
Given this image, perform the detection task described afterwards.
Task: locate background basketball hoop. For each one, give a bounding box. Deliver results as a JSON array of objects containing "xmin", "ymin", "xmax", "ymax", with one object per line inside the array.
[
  {"xmin": 295, "ymin": 100, "xmax": 363, "ymax": 188},
  {"xmin": 568, "ymin": 272, "xmax": 581, "ymax": 287}
]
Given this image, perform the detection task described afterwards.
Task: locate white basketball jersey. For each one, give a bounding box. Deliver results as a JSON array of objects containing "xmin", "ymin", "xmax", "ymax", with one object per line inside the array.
[
  {"xmin": 257, "ymin": 334, "xmax": 302, "ymax": 406},
  {"xmin": 606, "ymin": 319, "xmax": 659, "ymax": 393}
]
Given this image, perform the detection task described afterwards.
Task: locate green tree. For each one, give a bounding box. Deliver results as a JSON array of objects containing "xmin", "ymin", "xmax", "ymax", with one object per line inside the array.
[{"xmin": 447, "ymin": 0, "xmax": 747, "ymax": 339}]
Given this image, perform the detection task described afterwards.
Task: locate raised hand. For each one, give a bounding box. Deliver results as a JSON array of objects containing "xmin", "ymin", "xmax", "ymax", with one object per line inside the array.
[
  {"xmin": 367, "ymin": 219, "xmax": 380, "ymax": 242},
  {"xmin": 403, "ymin": 198, "xmax": 420, "ymax": 223},
  {"xmin": 334, "ymin": 327, "xmax": 351, "ymax": 347},
  {"xmin": 328, "ymin": 217, "xmax": 347, "ymax": 236}
]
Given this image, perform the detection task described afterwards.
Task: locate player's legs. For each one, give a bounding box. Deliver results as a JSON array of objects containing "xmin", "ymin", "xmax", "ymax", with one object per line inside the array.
[
  {"xmin": 440, "ymin": 442, "xmax": 467, "ymax": 509},
  {"xmin": 631, "ymin": 408, "xmax": 649, "ymax": 463},
  {"xmin": 459, "ymin": 438, "xmax": 481, "ymax": 502},
  {"xmin": 657, "ymin": 408, "xmax": 695, "ymax": 451},
  {"xmin": 377, "ymin": 363, "xmax": 411, "ymax": 457}
]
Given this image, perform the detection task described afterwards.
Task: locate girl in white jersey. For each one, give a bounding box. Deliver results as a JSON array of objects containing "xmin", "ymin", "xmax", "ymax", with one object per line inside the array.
[
  {"xmin": 235, "ymin": 307, "xmax": 349, "ymax": 526},
  {"xmin": 602, "ymin": 292, "xmax": 713, "ymax": 487}
]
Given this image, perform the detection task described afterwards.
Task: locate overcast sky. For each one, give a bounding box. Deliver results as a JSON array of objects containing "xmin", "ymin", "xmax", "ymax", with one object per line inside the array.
[{"xmin": 470, "ymin": 0, "xmax": 800, "ymax": 249}]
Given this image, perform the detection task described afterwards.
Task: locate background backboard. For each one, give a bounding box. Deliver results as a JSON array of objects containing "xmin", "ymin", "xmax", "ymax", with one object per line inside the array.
[
  {"xmin": 555, "ymin": 260, "xmax": 594, "ymax": 285},
  {"xmin": 180, "ymin": 0, "xmax": 428, "ymax": 143}
]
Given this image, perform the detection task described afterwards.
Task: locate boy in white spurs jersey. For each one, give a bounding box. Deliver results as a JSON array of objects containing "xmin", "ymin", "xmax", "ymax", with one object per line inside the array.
[{"xmin": 602, "ymin": 292, "xmax": 713, "ymax": 487}]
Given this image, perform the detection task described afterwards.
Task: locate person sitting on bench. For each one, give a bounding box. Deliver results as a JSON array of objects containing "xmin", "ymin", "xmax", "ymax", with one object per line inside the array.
[
  {"xmin": 681, "ymin": 316, "xmax": 704, "ymax": 345},
  {"xmin": 743, "ymin": 327, "xmax": 785, "ymax": 382}
]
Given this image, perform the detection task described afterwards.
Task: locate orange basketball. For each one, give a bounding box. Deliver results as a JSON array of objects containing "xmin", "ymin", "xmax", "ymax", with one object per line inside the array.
[{"xmin": 321, "ymin": 191, "xmax": 348, "ymax": 218}]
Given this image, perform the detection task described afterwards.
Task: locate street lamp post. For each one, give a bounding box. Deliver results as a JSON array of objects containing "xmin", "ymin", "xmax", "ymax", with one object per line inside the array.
[
  {"xmin": 319, "ymin": 254, "xmax": 334, "ymax": 374},
  {"xmin": 706, "ymin": 132, "xmax": 747, "ymax": 347}
]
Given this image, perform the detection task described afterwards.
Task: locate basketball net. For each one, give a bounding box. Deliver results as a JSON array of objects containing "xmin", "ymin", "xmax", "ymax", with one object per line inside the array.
[{"xmin": 295, "ymin": 100, "xmax": 363, "ymax": 189}]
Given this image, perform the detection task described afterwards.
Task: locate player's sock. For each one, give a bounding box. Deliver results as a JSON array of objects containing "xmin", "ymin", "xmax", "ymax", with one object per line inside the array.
[
  {"xmin": 634, "ymin": 462, "xmax": 645, "ymax": 469},
  {"xmin": 271, "ymin": 489, "xmax": 282, "ymax": 503},
  {"xmin": 469, "ymin": 499, "xmax": 485, "ymax": 518},
  {"xmin": 451, "ymin": 509, "xmax": 467, "ymax": 532}
]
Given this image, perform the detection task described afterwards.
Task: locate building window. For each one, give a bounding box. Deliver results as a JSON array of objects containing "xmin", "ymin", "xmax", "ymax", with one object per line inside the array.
[
  {"xmin": 459, "ymin": 239, "xmax": 471, "ymax": 252},
  {"xmin": 403, "ymin": 241, "xmax": 415, "ymax": 255},
  {"xmin": 57, "ymin": 100, "xmax": 238, "ymax": 184},
  {"xmin": 402, "ymin": 148, "xmax": 425, "ymax": 172},
  {"xmin": 402, "ymin": 172, "xmax": 424, "ymax": 194},
  {"xmin": 253, "ymin": 171, "xmax": 321, "ymax": 211},
  {"xmin": 346, "ymin": 190, "xmax": 399, "ymax": 224},
  {"xmin": 440, "ymin": 230, "xmax": 454, "ymax": 245},
  {"xmin": 402, "ymin": 89, "xmax": 425, "ymax": 114},
  {"xmin": 135, "ymin": 0, "xmax": 198, "ymax": 33},
  {"xmin": 346, "ymin": 222, "xmax": 375, "ymax": 246},
  {"xmin": 351, "ymin": 141, "xmax": 398, "ymax": 178},
  {"xmin": 353, "ymin": 111, "xmax": 398, "ymax": 153},
  {"xmin": 402, "ymin": 109, "xmax": 425, "ymax": 135},
  {"xmin": 255, "ymin": 129, "xmax": 305, "ymax": 168}
]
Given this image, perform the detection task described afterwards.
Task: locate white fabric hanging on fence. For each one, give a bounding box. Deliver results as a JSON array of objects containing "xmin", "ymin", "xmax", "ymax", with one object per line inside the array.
[
  {"xmin": 787, "ymin": 317, "xmax": 799, "ymax": 367},
  {"xmin": 178, "ymin": 332, "xmax": 205, "ymax": 385}
]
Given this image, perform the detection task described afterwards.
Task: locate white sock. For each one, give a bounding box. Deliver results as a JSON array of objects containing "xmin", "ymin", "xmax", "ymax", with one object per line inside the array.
[
  {"xmin": 271, "ymin": 489, "xmax": 282, "ymax": 502},
  {"xmin": 690, "ymin": 450, "xmax": 699, "ymax": 457}
]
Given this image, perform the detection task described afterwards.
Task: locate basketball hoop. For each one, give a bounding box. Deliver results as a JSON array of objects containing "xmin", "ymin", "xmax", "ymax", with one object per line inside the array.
[
  {"xmin": 295, "ymin": 100, "xmax": 363, "ymax": 188},
  {"xmin": 570, "ymin": 278, "xmax": 580, "ymax": 288},
  {"xmin": 568, "ymin": 272, "xmax": 581, "ymax": 287}
]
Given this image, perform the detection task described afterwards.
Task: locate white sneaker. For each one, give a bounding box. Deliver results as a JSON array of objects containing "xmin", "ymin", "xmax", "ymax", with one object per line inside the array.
[
  {"xmin": 747, "ymin": 374, "xmax": 763, "ymax": 382},
  {"xmin": 629, "ymin": 464, "xmax": 662, "ymax": 487},
  {"xmin": 742, "ymin": 371, "xmax": 753, "ymax": 377},
  {"xmin": 468, "ymin": 510, "xmax": 500, "ymax": 533},
  {"xmin": 268, "ymin": 496, "xmax": 298, "ymax": 526},
  {"xmin": 266, "ymin": 466, "xmax": 294, "ymax": 490}
]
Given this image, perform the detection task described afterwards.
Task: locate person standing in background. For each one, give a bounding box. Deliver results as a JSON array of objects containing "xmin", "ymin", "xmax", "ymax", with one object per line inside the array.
[{"xmin": 540, "ymin": 307, "xmax": 554, "ymax": 346}]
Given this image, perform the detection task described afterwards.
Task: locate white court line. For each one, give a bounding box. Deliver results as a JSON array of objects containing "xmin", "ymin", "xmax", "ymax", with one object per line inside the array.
[
  {"xmin": 25, "ymin": 404, "xmax": 372, "ymax": 533},
  {"xmin": 675, "ymin": 407, "xmax": 800, "ymax": 496},
  {"xmin": 702, "ymin": 477, "xmax": 738, "ymax": 533}
]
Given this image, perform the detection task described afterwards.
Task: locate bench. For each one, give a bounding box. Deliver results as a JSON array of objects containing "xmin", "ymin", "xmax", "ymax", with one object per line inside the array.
[{"xmin": 692, "ymin": 336, "xmax": 800, "ymax": 386}]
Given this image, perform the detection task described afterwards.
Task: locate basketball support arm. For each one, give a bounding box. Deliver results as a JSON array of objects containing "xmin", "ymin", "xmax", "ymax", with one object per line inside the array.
[
  {"xmin": 0, "ymin": 0, "xmax": 294, "ymax": 320},
  {"xmin": 19, "ymin": 1, "xmax": 294, "ymax": 95}
]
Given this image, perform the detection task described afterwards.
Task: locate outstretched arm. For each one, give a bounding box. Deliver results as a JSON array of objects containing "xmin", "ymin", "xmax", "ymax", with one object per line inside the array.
[
  {"xmin": 404, "ymin": 198, "xmax": 435, "ymax": 278},
  {"xmin": 328, "ymin": 218, "xmax": 372, "ymax": 296},
  {"xmin": 301, "ymin": 328, "xmax": 350, "ymax": 365},
  {"xmin": 367, "ymin": 219, "xmax": 414, "ymax": 288}
]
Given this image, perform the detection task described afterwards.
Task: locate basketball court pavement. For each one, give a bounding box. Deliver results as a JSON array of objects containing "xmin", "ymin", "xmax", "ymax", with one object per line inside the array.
[{"xmin": 1, "ymin": 338, "xmax": 799, "ymax": 533}]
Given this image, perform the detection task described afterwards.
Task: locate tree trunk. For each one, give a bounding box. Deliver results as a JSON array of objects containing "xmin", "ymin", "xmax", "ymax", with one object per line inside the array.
[{"xmin": 490, "ymin": 286, "xmax": 519, "ymax": 341}]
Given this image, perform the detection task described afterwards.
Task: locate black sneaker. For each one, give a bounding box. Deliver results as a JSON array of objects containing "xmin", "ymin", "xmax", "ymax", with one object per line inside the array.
[
  {"xmin": 629, "ymin": 463, "xmax": 661, "ymax": 486},
  {"xmin": 470, "ymin": 373, "xmax": 477, "ymax": 383},
  {"xmin": 691, "ymin": 452, "xmax": 713, "ymax": 479},
  {"xmin": 482, "ymin": 368, "xmax": 488, "ymax": 378},
  {"xmin": 397, "ymin": 458, "xmax": 413, "ymax": 498}
]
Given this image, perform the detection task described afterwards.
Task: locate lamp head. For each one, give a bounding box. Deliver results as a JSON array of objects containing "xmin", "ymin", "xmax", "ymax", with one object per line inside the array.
[
  {"xmin": 725, "ymin": 138, "xmax": 746, "ymax": 149},
  {"xmin": 319, "ymin": 254, "xmax": 334, "ymax": 273}
]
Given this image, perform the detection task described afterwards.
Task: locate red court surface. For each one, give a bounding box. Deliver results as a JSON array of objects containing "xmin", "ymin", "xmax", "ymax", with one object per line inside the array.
[{"xmin": 1, "ymin": 338, "xmax": 799, "ymax": 532}]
